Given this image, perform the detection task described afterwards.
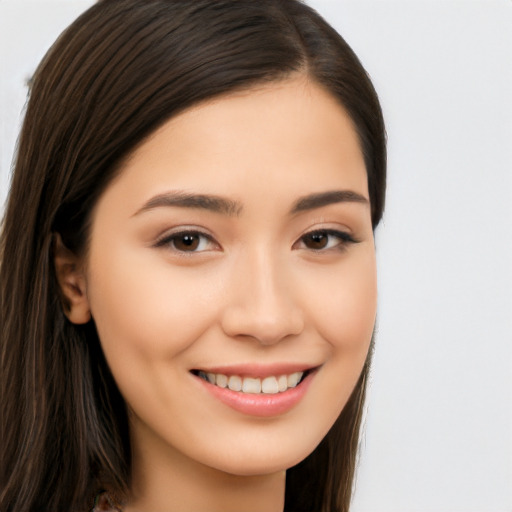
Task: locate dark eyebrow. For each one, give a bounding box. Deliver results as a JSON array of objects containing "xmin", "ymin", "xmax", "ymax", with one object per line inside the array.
[
  {"xmin": 290, "ymin": 190, "xmax": 369, "ymax": 214},
  {"xmin": 133, "ymin": 191, "xmax": 243, "ymax": 217},
  {"xmin": 134, "ymin": 189, "xmax": 367, "ymax": 218}
]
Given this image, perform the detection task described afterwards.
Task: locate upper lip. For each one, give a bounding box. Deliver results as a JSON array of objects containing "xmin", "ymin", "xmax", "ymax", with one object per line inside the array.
[{"xmin": 191, "ymin": 363, "xmax": 320, "ymax": 379}]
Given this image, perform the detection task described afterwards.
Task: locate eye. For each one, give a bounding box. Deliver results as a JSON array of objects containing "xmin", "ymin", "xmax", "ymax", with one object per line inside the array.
[
  {"xmin": 296, "ymin": 229, "xmax": 358, "ymax": 251},
  {"xmin": 155, "ymin": 230, "xmax": 219, "ymax": 253}
]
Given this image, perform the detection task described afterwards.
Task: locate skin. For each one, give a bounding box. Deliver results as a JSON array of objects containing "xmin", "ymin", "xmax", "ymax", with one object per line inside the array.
[{"xmin": 57, "ymin": 76, "xmax": 377, "ymax": 512}]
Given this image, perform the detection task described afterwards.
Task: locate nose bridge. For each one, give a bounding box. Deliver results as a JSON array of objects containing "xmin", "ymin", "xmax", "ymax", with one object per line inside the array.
[{"xmin": 221, "ymin": 242, "xmax": 304, "ymax": 344}]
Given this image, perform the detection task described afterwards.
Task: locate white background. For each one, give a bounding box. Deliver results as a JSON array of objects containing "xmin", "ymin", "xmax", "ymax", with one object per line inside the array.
[{"xmin": 1, "ymin": 1, "xmax": 511, "ymax": 511}]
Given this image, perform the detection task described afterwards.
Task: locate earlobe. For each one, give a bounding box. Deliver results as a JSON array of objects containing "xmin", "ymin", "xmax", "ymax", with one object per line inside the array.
[{"xmin": 53, "ymin": 233, "xmax": 91, "ymax": 324}]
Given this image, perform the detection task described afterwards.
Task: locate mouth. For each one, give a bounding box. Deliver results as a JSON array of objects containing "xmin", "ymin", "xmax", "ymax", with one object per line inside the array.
[
  {"xmin": 191, "ymin": 365, "xmax": 318, "ymax": 417},
  {"xmin": 191, "ymin": 369, "xmax": 312, "ymax": 395}
]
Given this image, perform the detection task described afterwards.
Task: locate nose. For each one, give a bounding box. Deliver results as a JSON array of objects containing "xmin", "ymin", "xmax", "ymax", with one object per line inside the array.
[{"xmin": 220, "ymin": 247, "xmax": 304, "ymax": 345}]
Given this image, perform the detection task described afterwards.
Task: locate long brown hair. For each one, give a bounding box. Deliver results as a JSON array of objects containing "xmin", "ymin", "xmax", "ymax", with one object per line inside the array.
[{"xmin": 0, "ymin": 1, "xmax": 386, "ymax": 511}]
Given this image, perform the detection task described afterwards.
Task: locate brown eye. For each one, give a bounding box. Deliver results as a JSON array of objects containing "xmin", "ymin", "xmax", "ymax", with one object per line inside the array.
[
  {"xmin": 303, "ymin": 232, "xmax": 329, "ymax": 250},
  {"xmin": 155, "ymin": 230, "xmax": 218, "ymax": 253},
  {"xmin": 173, "ymin": 233, "xmax": 200, "ymax": 251},
  {"xmin": 297, "ymin": 229, "xmax": 358, "ymax": 252}
]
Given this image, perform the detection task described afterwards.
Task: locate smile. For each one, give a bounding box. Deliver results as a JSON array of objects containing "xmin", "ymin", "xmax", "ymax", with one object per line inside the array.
[
  {"xmin": 192, "ymin": 366, "xmax": 317, "ymax": 417},
  {"xmin": 196, "ymin": 370, "xmax": 306, "ymax": 394}
]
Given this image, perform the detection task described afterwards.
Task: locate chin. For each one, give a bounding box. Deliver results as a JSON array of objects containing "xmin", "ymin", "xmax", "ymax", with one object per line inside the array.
[{"xmin": 204, "ymin": 438, "xmax": 319, "ymax": 477}]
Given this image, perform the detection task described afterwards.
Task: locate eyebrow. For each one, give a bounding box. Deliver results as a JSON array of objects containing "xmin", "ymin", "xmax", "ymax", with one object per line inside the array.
[
  {"xmin": 134, "ymin": 189, "xmax": 368, "ymax": 217},
  {"xmin": 134, "ymin": 191, "xmax": 243, "ymax": 217},
  {"xmin": 290, "ymin": 190, "xmax": 368, "ymax": 214}
]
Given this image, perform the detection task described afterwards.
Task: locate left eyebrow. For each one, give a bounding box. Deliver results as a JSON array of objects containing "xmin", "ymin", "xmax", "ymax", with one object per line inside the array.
[
  {"xmin": 133, "ymin": 191, "xmax": 243, "ymax": 217},
  {"xmin": 290, "ymin": 190, "xmax": 369, "ymax": 214}
]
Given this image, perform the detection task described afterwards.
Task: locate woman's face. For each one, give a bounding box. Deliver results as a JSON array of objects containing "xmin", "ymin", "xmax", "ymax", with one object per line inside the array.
[{"xmin": 83, "ymin": 77, "xmax": 376, "ymax": 476}]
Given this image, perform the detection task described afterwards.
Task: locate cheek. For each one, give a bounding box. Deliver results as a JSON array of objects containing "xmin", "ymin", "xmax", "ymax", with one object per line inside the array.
[
  {"xmin": 85, "ymin": 245, "xmax": 221, "ymax": 373},
  {"xmin": 304, "ymin": 248, "xmax": 377, "ymax": 351},
  {"xmin": 302, "ymin": 248, "xmax": 376, "ymax": 408}
]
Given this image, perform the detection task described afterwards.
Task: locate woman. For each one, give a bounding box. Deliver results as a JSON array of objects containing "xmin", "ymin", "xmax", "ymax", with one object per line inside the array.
[{"xmin": 0, "ymin": 1, "xmax": 386, "ymax": 511}]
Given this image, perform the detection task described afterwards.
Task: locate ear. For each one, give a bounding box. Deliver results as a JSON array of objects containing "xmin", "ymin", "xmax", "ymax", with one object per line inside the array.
[{"xmin": 53, "ymin": 233, "xmax": 91, "ymax": 324}]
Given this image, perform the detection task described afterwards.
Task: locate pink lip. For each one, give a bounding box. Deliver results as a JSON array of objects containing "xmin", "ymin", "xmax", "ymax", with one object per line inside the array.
[{"xmin": 193, "ymin": 369, "xmax": 317, "ymax": 417}]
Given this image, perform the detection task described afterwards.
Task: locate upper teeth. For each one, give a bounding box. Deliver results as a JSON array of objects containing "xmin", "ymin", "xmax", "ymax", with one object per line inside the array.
[{"xmin": 197, "ymin": 371, "xmax": 304, "ymax": 394}]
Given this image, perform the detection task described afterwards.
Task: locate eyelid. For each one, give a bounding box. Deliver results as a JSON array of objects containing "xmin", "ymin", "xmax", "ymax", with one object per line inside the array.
[
  {"xmin": 294, "ymin": 227, "xmax": 360, "ymax": 251},
  {"xmin": 151, "ymin": 225, "xmax": 359, "ymax": 254},
  {"xmin": 153, "ymin": 226, "xmax": 221, "ymax": 252}
]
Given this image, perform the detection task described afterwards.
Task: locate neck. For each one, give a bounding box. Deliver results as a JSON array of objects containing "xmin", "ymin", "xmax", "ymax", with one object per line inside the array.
[{"xmin": 123, "ymin": 421, "xmax": 286, "ymax": 512}]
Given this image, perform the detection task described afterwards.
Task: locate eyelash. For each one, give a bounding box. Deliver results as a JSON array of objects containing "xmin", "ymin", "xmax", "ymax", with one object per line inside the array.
[
  {"xmin": 294, "ymin": 229, "xmax": 359, "ymax": 252},
  {"xmin": 154, "ymin": 228, "xmax": 358, "ymax": 254},
  {"xmin": 154, "ymin": 229, "xmax": 218, "ymax": 253}
]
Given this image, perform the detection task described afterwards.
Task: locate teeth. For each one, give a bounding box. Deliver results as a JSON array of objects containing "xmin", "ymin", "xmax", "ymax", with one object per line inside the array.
[
  {"xmin": 287, "ymin": 372, "xmax": 302, "ymax": 388},
  {"xmin": 242, "ymin": 377, "xmax": 261, "ymax": 394},
  {"xmin": 215, "ymin": 374, "xmax": 228, "ymax": 388},
  {"xmin": 261, "ymin": 376, "xmax": 279, "ymax": 394},
  {"xmin": 228, "ymin": 375, "xmax": 242, "ymax": 392},
  {"xmin": 197, "ymin": 370, "xmax": 305, "ymax": 394}
]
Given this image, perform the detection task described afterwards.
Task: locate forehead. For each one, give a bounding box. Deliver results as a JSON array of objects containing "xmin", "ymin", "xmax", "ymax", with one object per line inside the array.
[{"xmin": 94, "ymin": 77, "xmax": 368, "ymax": 217}]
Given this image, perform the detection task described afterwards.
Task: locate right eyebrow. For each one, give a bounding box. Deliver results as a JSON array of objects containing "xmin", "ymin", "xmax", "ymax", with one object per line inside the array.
[
  {"xmin": 289, "ymin": 190, "xmax": 369, "ymax": 214},
  {"xmin": 132, "ymin": 191, "xmax": 243, "ymax": 217}
]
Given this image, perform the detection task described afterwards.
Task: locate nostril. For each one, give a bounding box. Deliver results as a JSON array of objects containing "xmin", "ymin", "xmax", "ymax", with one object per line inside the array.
[{"xmin": 220, "ymin": 308, "xmax": 304, "ymax": 346}]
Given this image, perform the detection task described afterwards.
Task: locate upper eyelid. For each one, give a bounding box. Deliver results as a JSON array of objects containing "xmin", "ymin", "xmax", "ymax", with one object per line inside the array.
[
  {"xmin": 299, "ymin": 227, "xmax": 358, "ymax": 241},
  {"xmin": 300, "ymin": 219, "xmax": 354, "ymax": 234},
  {"xmin": 152, "ymin": 225, "xmax": 358, "ymax": 249},
  {"xmin": 155, "ymin": 225, "xmax": 214, "ymax": 238},
  {"xmin": 154, "ymin": 227, "xmax": 218, "ymax": 248},
  {"xmin": 296, "ymin": 229, "xmax": 359, "ymax": 247}
]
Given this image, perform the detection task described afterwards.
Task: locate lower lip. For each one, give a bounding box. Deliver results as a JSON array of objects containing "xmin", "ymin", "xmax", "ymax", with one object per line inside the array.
[{"xmin": 194, "ymin": 371, "xmax": 315, "ymax": 417}]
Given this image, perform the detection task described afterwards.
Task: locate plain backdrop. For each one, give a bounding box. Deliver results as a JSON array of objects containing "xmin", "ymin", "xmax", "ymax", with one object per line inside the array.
[{"xmin": 1, "ymin": 2, "xmax": 511, "ymax": 511}]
